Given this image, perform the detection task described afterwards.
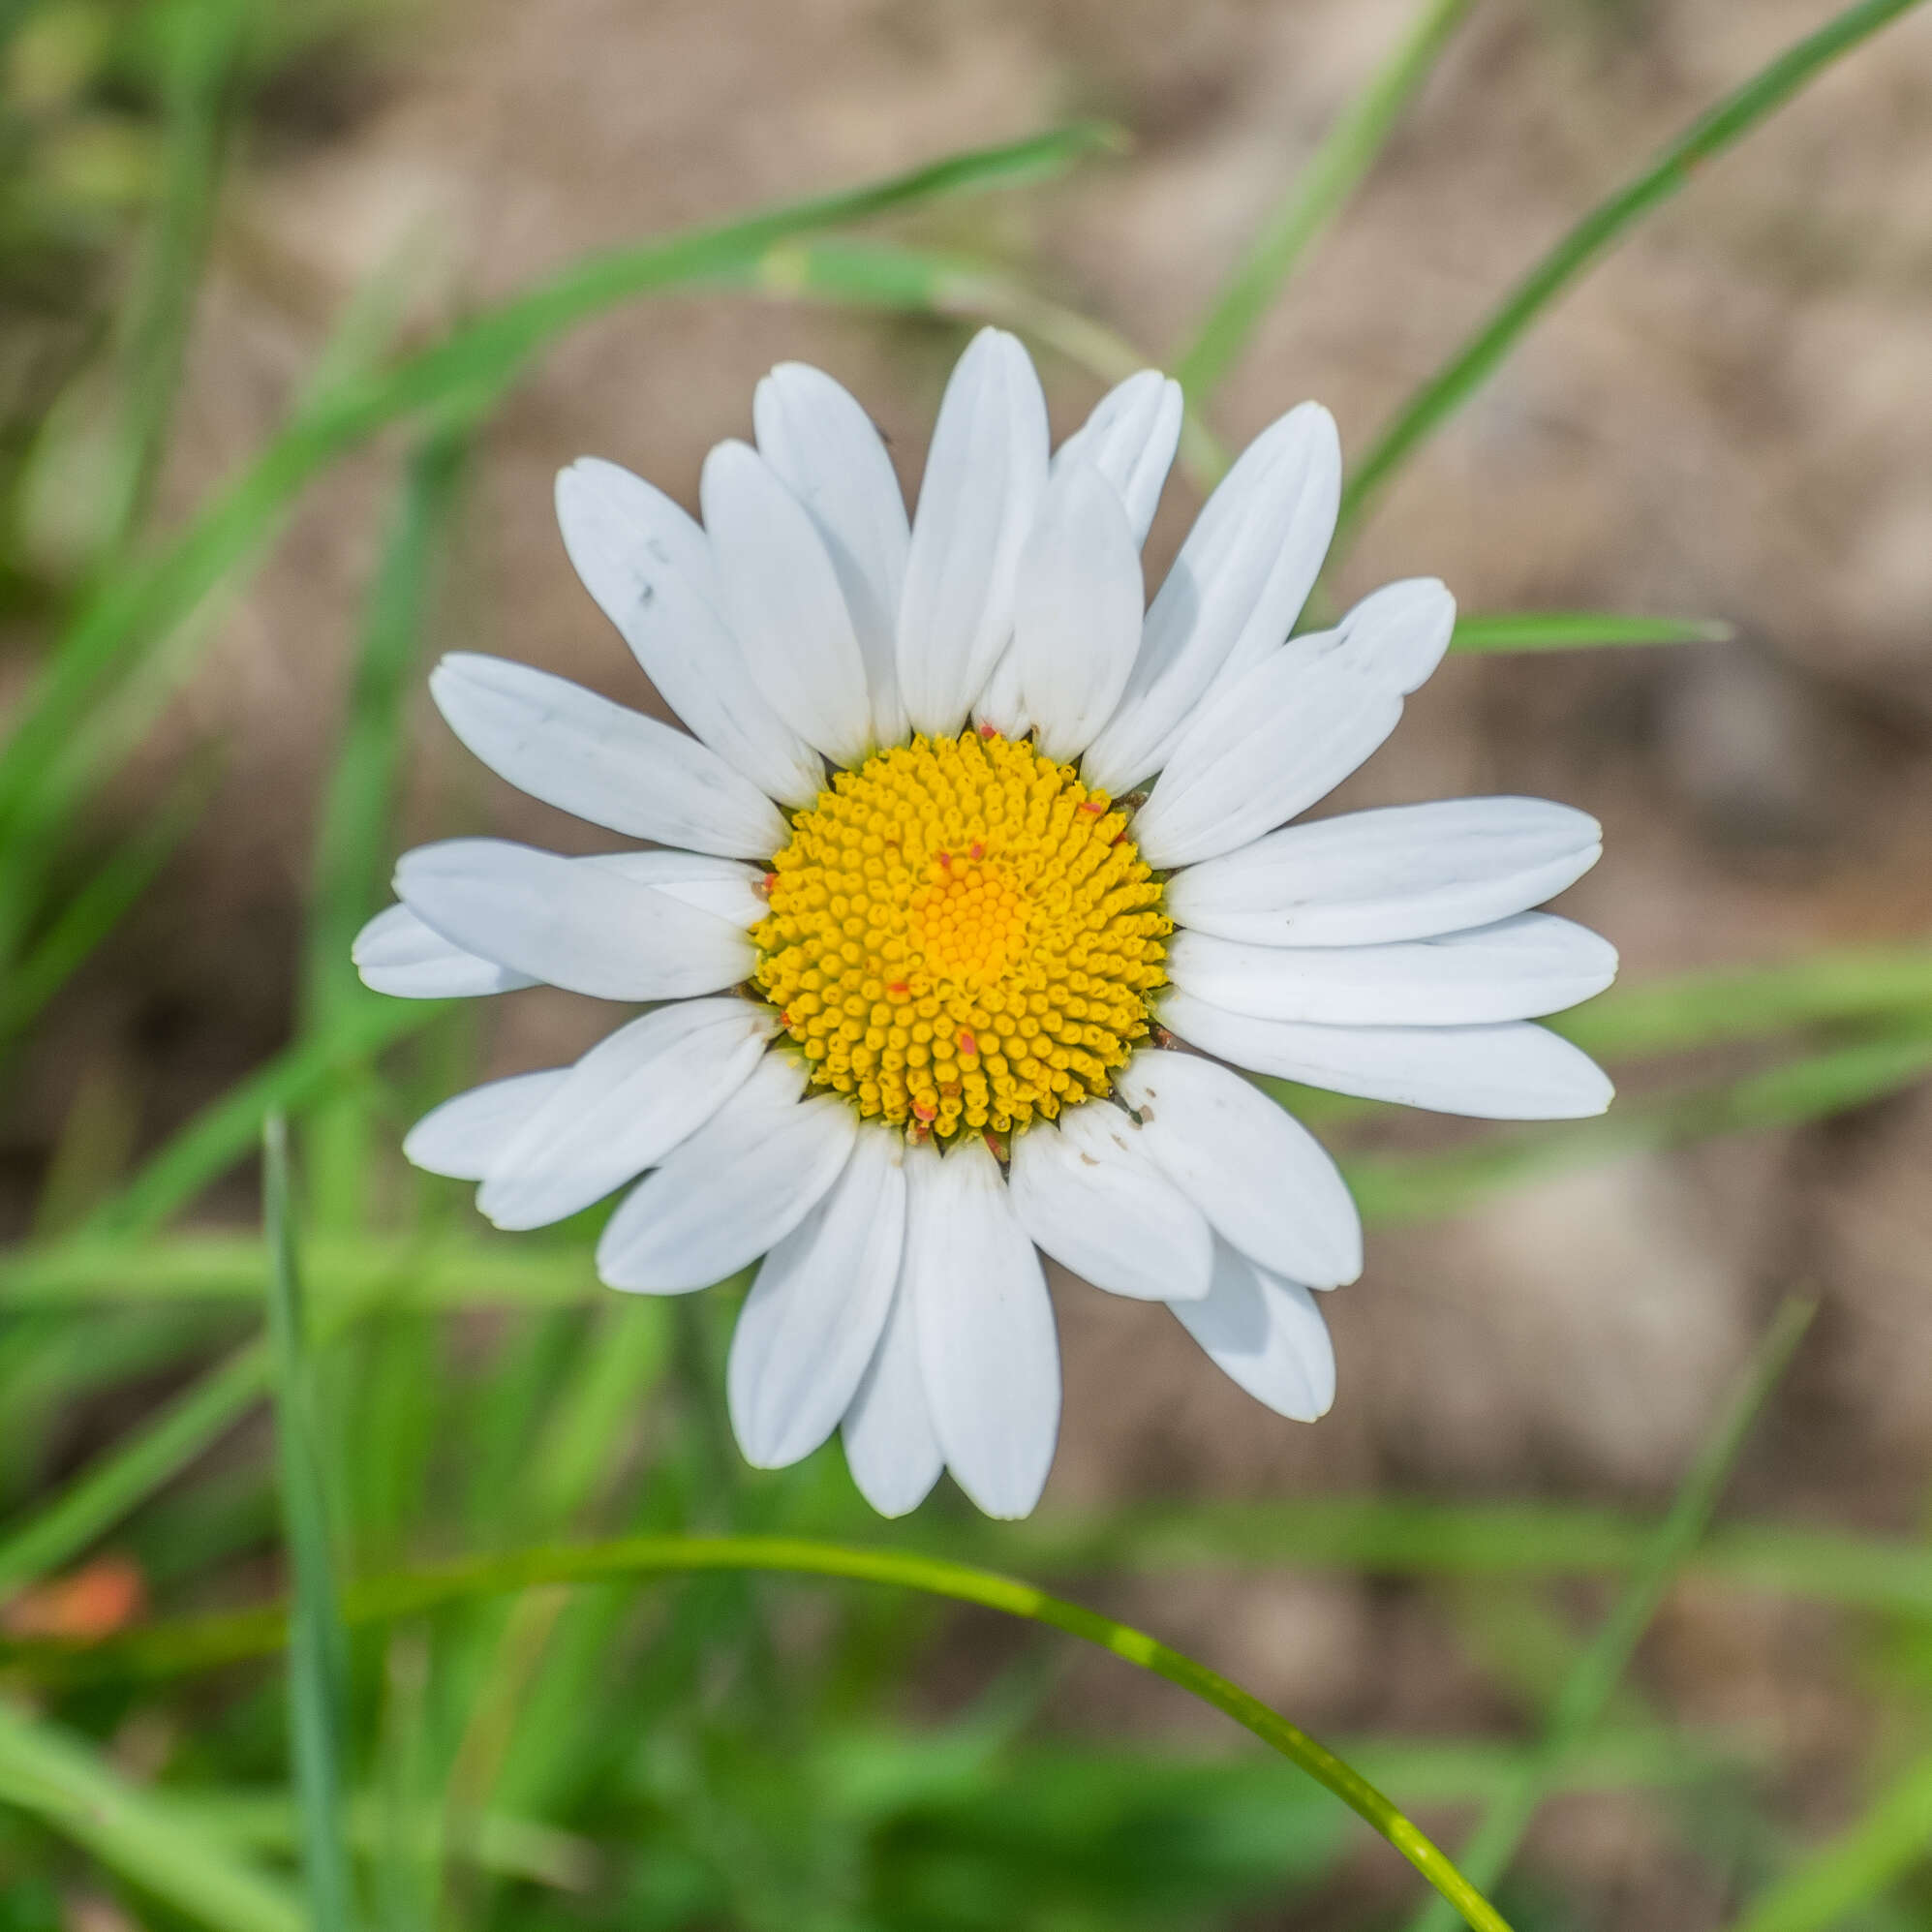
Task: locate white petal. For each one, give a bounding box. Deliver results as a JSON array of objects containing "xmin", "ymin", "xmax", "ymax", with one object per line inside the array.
[
  {"xmin": 907, "ymin": 1137, "xmax": 1059, "ymax": 1518},
  {"xmin": 896, "ymin": 328, "xmax": 1050, "ymax": 739},
  {"xmin": 403, "ymin": 1070, "xmax": 567, "ymax": 1181},
  {"xmin": 477, "ymin": 999, "xmax": 775, "ymax": 1230},
  {"xmin": 1014, "ymin": 462, "xmax": 1146, "ymax": 763},
  {"xmin": 1008, "ymin": 1103, "xmax": 1212, "ymax": 1302},
  {"xmin": 842, "ymin": 1265, "xmax": 942, "ymax": 1518},
  {"xmin": 1173, "ymin": 1242, "xmax": 1335, "ymax": 1421},
  {"xmin": 1130, "ymin": 655, "xmax": 1402, "ymax": 869},
  {"xmin": 971, "ymin": 644, "xmax": 1030, "ymax": 739},
  {"xmin": 394, "ymin": 840, "xmax": 754, "ymax": 1002},
  {"xmin": 1052, "ymin": 370, "xmax": 1182, "ymax": 546},
  {"xmin": 429, "ymin": 654, "xmax": 787, "ymax": 859},
  {"xmin": 727, "ymin": 1126, "xmax": 907, "ymax": 1469},
  {"xmin": 554, "ymin": 458, "xmax": 824, "ymax": 807},
  {"xmin": 1114, "ymin": 1049, "xmax": 1361, "ymax": 1289},
  {"xmin": 596, "ymin": 1056, "xmax": 857, "ymax": 1292},
  {"xmin": 1159, "ymin": 989, "xmax": 1616, "ymax": 1119},
  {"xmin": 1331, "ymin": 578, "xmax": 1456, "ymax": 694},
  {"xmin": 353, "ymin": 903, "xmax": 536, "ymax": 998},
  {"xmin": 585, "ymin": 851, "xmax": 768, "ymax": 929},
  {"xmin": 701, "ymin": 440, "xmax": 873, "ymax": 766},
  {"xmin": 1167, "ymin": 915, "xmax": 1619, "ymax": 1027},
  {"xmin": 1164, "ymin": 797, "xmax": 1604, "ymax": 947},
  {"xmin": 753, "ymin": 362, "xmax": 910, "ymax": 746},
  {"xmin": 1082, "ymin": 402, "xmax": 1339, "ymax": 793}
]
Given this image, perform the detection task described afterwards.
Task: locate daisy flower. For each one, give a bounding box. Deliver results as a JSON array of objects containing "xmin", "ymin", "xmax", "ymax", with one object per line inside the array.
[{"xmin": 355, "ymin": 328, "xmax": 1616, "ymax": 1519}]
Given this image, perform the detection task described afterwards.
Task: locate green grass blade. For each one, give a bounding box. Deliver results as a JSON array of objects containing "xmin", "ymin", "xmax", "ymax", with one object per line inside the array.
[
  {"xmin": 303, "ymin": 419, "xmax": 475, "ymax": 1227},
  {"xmin": 0, "ymin": 1335, "xmax": 264, "ymax": 1597},
  {"xmin": 1556, "ymin": 949, "xmax": 1932, "ymax": 1059},
  {"xmin": 0, "ymin": 768, "xmax": 207, "ymax": 1054},
  {"xmin": 1405, "ymin": 1298, "xmax": 1814, "ymax": 1932},
  {"xmin": 83, "ymin": 994, "xmax": 445, "ymax": 1238},
  {"xmin": 1341, "ymin": 1028, "xmax": 1932, "ymax": 1228},
  {"xmin": 0, "ymin": 1533, "xmax": 1518, "ymax": 1932},
  {"xmin": 0, "ymin": 1698, "xmax": 302, "ymax": 1932},
  {"xmin": 0, "ymin": 122, "xmax": 1118, "ymax": 836},
  {"xmin": 1732, "ymin": 1750, "xmax": 1932, "ymax": 1932},
  {"xmin": 263, "ymin": 1112, "xmax": 357, "ymax": 1932},
  {"xmin": 1175, "ymin": 0, "xmax": 1473, "ymax": 404},
  {"xmin": 1449, "ymin": 611, "xmax": 1734, "ymax": 653},
  {"xmin": 94, "ymin": 0, "xmax": 254, "ymax": 558},
  {"xmin": 1337, "ymin": 0, "xmax": 1929, "ymax": 542}
]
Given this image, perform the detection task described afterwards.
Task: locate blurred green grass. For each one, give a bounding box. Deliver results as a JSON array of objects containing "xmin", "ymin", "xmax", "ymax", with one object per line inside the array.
[{"xmin": 2, "ymin": 0, "xmax": 1931, "ymax": 1928}]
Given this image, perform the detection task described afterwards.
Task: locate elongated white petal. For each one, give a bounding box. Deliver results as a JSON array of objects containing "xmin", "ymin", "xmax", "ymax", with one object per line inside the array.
[
  {"xmin": 896, "ymin": 329, "xmax": 1050, "ymax": 738},
  {"xmin": 1014, "ymin": 462, "xmax": 1146, "ymax": 763},
  {"xmin": 753, "ymin": 362, "xmax": 910, "ymax": 746},
  {"xmin": 596, "ymin": 1056, "xmax": 856, "ymax": 1292},
  {"xmin": 403, "ymin": 1070, "xmax": 567, "ymax": 1180},
  {"xmin": 907, "ymin": 1137, "xmax": 1059, "ymax": 1518},
  {"xmin": 1131, "ymin": 656, "xmax": 1402, "ymax": 869},
  {"xmin": 701, "ymin": 440, "xmax": 873, "ymax": 766},
  {"xmin": 1167, "ymin": 915, "xmax": 1618, "ymax": 1027},
  {"xmin": 728, "ymin": 1126, "xmax": 907, "ymax": 1468},
  {"xmin": 1331, "ymin": 578, "xmax": 1456, "ymax": 693},
  {"xmin": 554, "ymin": 458, "xmax": 823, "ymax": 806},
  {"xmin": 430, "ymin": 654, "xmax": 786, "ymax": 858},
  {"xmin": 1159, "ymin": 988, "xmax": 1616, "ymax": 1119},
  {"xmin": 1114, "ymin": 1050, "xmax": 1361, "ymax": 1289},
  {"xmin": 1173, "ymin": 1242, "xmax": 1335, "ymax": 1420},
  {"xmin": 843, "ymin": 1266, "xmax": 942, "ymax": 1518},
  {"xmin": 971, "ymin": 644, "xmax": 1030, "ymax": 739},
  {"xmin": 1164, "ymin": 797, "xmax": 1604, "ymax": 947},
  {"xmin": 1008, "ymin": 1103, "xmax": 1212, "ymax": 1302},
  {"xmin": 1053, "ymin": 370, "xmax": 1183, "ymax": 545},
  {"xmin": 394, "ymin": 840, "xmax": 753, "ymax": 1001},
  {"xmin": 477, "ymin": 999, "xmax": 774, "ymax": 1230},
  {"xmin": 1082, "ymin": 402, "xmax": 1339, "ymax": 793},
  {"xmin": 353, "ymin": 903, "xmax": 536, "ymax": 998},
  {"xmin": 585, "ymin": 851, "xmax": 767, "ymax": 929}
]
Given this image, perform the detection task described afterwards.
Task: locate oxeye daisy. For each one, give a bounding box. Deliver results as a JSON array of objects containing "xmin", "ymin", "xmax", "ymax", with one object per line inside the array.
[{"xmin": 355, "ymin": 327, "xmax": 1616, "ymax": 1520}]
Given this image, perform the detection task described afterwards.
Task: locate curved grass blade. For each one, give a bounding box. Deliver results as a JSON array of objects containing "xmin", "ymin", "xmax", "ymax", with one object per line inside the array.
[
  {"xmin": 1449, "ymin": 612, "xmax": 1733, "ymax": 654},
  {"xmin": 263, "ymin": 1113, "xmax": 357, "ymax": 1932},
  {"xmin": 1404, "ymin": 1298, "xmax": 1814, "ymax": 1932},
  {"xmin": 1337, "ymin": 0, "xmax": 1930, "ymax": 543},
  {"xmin": 1176, "ymin": 0, "xmax": 1473, "ymax": 405},
  {"xmin": 0, "ymin": 1534, "xmax": 1517, "ymax": 1931},
  {"xmin": 0, "ymin": 1698, "xmax": 302, "ymax": 1932},
  {"xmin": 0, "ymin": 123, "xmax": 1119, "ymax": 838}
]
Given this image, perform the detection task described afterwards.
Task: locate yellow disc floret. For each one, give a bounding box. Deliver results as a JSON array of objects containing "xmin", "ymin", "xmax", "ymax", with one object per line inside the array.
[{"xmin": 752, "ymin": 730, "xmax": 1170, "ymax": 1141}]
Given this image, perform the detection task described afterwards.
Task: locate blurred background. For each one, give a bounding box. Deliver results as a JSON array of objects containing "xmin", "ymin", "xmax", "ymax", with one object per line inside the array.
[{"xmin": 3, "ymin": 0, "xmax": 1932, "ymax": 1928}]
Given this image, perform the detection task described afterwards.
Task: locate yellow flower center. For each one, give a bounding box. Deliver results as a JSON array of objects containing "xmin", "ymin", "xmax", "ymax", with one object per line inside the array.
[{"xmin": 752, "ymin": 730, "xmax": 1170, "ymax": 1141}]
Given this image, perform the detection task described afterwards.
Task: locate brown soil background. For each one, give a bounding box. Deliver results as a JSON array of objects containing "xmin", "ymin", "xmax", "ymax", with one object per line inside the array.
[{"xmin": 15, "ymin": 0, "xmax": 1932, "ymax": 1923}]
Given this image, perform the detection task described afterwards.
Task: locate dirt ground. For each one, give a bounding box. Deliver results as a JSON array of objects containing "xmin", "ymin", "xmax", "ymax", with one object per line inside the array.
[{"xmin": 18, "ymin": 0, "xmax": 1932, "ymax": 1922}]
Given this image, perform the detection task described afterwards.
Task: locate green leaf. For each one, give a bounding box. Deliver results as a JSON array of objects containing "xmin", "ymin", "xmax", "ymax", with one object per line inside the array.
[
  {"xmin": 1337, "ymin": 0, "xmax": 1930, "ymax": 543},
  {"xmin": 1731, "ymin": 1749, "xmax": 1932, "ymax": 1932},
  {"xmin": 0, "ymin": 1698, "xmax": 302, "ymax": 1932},
  {"xmin": 1176, "ymin": 0, "xmax": 1473, "ymax": 405},
  {"xmin": 1404, "ymin": 1298, "xmax": 1813, "ymax": 1931},
  {"xmin": 263, "ymin": 1113, "xmax": 358, "ymax": 1932},
  {"xmin": 1449, "ymin": 611, "xmax": 1733, "ymax": 654}
]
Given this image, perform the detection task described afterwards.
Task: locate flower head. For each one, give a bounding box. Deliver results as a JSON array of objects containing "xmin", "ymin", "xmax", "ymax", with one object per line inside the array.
[{"xmin": 356, "ymin": 329, "xmax": 1616, "ymax": 1519}]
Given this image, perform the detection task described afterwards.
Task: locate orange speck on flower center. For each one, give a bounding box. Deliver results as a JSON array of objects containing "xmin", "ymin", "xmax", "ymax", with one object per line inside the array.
[{"xmin": 752, "ymin": 730, "xmax": 1171, "ymax": 1140}]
